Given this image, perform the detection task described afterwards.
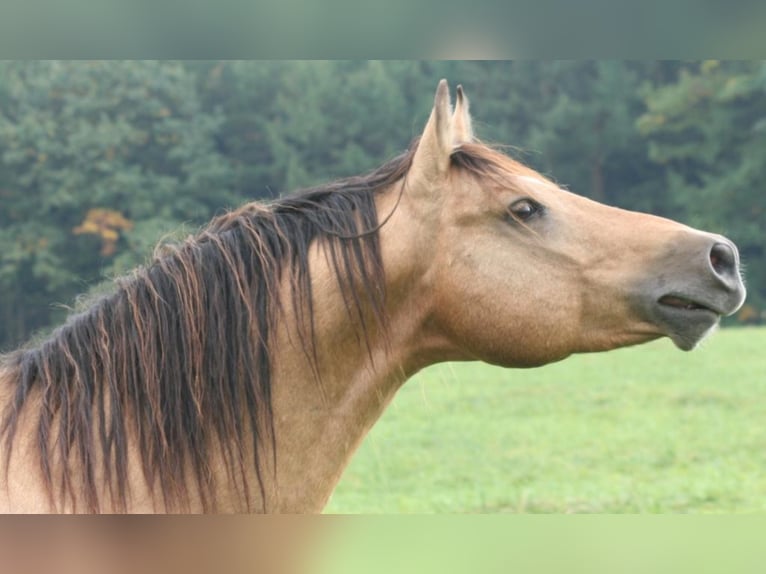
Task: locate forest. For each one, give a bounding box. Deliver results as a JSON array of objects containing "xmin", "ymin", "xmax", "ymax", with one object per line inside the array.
[{"xmin": 0, "ymin": 61, "xmax": 764, "ymax": 350}]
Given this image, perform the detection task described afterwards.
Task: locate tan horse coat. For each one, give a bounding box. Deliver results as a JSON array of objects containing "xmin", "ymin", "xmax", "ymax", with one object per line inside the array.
[{"xmin": 0, "ymin": 81, "xmax": 745, "ymax": 512}]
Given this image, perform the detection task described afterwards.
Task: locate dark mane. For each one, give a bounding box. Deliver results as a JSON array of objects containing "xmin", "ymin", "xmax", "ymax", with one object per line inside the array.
[
  {"xmin": 0, "ymin": 137, "xmax": 525, "ymax": 513},
  {"xmin": 0, "ymin": 142, "xmax": 416, "ymax": 513}
]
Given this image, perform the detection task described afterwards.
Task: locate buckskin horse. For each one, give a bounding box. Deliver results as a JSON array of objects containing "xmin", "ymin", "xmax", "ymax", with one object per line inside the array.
[{"xmin": 0, "ymin": 81, "xmax": 746, "ymax": 513}]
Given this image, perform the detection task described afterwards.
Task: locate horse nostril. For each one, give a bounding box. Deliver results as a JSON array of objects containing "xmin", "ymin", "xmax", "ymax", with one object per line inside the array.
[{"xmin": 710, "ymin": 242, "xmax": 737, "ymax": 279}]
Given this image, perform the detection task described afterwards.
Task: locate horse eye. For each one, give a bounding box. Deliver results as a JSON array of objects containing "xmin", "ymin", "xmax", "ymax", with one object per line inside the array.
[{"xmin": 509, "ymin": 198, "xmax": 543, "ymax": 222}]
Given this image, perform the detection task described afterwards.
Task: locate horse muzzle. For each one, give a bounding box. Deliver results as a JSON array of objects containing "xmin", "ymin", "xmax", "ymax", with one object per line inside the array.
[{"xmin": 648, "ymin": 236, "xmax": 746, "ymax": 350}]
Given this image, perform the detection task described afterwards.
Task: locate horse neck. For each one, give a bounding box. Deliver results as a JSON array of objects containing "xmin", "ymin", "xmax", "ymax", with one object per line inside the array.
[
  {"xmin": 0, "ymin": 183, "xmax": 448, "ymax": 514},
  {"xmin": 264, "ymin": 184, "xmax": 447, "ymax": 512}
]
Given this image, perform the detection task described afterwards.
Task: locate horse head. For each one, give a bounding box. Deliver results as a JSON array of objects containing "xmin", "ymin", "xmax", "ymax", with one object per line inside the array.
[{"xmin": 393, "ymin": 80, "xmax": 746, "ymax": 368}]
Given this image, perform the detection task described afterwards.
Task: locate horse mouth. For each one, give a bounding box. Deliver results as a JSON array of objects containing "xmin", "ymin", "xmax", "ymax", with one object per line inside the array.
[
  {"xmin": 654, "ymin": 293, "xmax": 725, "ymax": 351},
  {"xmin": 657, "ymin": 295, "xmax": 720, "ymax": 315}
]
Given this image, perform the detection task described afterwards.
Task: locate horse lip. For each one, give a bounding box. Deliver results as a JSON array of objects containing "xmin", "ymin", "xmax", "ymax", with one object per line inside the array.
[
  {"xmin": 651, "ymin": 292, "xmax": 728, "ymax": 351},
  {"xmin": 657, "ymin": 294, "xmax": 722, "ymax": 316}
]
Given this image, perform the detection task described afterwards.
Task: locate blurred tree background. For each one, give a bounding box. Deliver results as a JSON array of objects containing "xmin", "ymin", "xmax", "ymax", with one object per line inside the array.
[{"xmin": 0, "ymin": 61, "xmax": 764, "ymax": 349}]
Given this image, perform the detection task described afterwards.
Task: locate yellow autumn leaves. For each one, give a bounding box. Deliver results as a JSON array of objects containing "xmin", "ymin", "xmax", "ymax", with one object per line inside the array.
[{"xmin": 73, "ymin": 208, "xmax": 134, "ymax": 256}]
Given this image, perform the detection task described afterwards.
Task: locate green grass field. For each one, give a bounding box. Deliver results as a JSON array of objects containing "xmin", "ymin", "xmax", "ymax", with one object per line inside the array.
[{"xmin": 325, "ymin": 327, "xmax": 766, "ymax": 513}]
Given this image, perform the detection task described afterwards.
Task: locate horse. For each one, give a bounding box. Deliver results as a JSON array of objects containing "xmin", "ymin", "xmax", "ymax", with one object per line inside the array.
[{"xmin": 0, "ymin": 80, "xmax": 746, "ymax": 513}]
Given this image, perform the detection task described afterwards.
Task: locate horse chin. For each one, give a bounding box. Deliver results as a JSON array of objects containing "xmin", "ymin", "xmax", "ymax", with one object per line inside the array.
[
  {"xmin": 659, "ymin": 309, "xmax": 722, "ymax": 351},
  {"xmin": 647, "ymin": 289, "xmax": 734, "ymax": 351}
]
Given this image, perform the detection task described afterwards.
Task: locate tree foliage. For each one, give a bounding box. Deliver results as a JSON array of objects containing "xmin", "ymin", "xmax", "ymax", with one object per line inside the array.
[
  {"xmin": 638, "ymin": 61, "xmax": 766, "ymax": 311},
  {"xmin": 0, "ymin": 61, "xmax": 234, "ymax": 345},
  {"xmin": 0, "ymin": 61, "xmax": 763, "ymax": 348}
]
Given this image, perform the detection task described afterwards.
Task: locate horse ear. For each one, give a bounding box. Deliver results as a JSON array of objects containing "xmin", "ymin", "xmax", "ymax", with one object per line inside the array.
[
  {"xmin": 452, "ymin": 84, "xmax": 473, "ymax": 144},
  {"xmin": 410, "ymin": 79, "xmax": 453, "ymax": 182}
]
